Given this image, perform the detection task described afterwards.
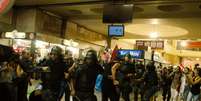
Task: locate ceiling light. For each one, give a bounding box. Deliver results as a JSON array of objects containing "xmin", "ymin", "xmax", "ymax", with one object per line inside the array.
[
  {"xmin": 149, "ymin": 32, "xmax": 158, "ymax": 38},
  {"xmin": 196, "ymin": 58, "xmax": 200, "ymax": 61},
  {"xmin": 180, "ymin": 41, "xmax": 187, "ymax": 47},
  {"xmin": 151, "ymin": 19, "xmax": 159, "ymax": 24}
]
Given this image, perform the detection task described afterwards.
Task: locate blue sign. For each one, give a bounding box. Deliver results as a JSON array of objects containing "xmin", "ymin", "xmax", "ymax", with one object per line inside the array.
[{"xmin": 117, "ymin": 49, "xmax": 144, "ymax": 59}]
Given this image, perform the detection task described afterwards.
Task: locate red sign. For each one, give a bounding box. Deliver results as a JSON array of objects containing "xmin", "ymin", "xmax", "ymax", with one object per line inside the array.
[
  {"xmin": 177, "ymin": 41, "xmax": 201, "ymax": 49},
  {"xmin": 0, "ymin": 0, "xmax": 14, "ymax": 15},
  {"xmin": 136, "ymin": 40, "xmax": 164, "ymax": 49}
]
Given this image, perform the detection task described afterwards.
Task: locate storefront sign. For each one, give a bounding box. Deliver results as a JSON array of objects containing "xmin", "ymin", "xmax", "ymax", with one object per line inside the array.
[
  {"xmin": 117, "ymin": 49, "xmax": 144, "ymax": 59},
  {"xmin": 5, "ymin": 32, "xmax": 26, "ymax": 39},
  {"xmin": 136, "ymin": 40, "xmax": 164, "ymax": 49},
  {"xmin": 62, "ymin": 39, "xmax": 79, "ymax": 47},
  {"xmin": 177, "ymin": 41, "xmax": 201, "ymax": 50}
]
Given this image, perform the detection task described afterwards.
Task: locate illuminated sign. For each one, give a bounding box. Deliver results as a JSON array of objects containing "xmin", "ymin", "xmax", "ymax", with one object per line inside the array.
[
  {"xmin": 5, "ymin": 32, "xmax": 26, "ymax": 39},
  {"xmin": 62, "ymin": 39, "xmax": 79, "ymax": 47},
  {"xmin": 117, "ymin": 49, "xmax": 144, "ymax": 59},
  {"xmin": 136, "ymin": 40, "xmax": 164, "ymax": 49},
  {"xmin": 0, "ymin": 0, "xmax": 15, "ymax": 15},
  {"xmin": 0, "ymin": 31, "xmax": 36, "ymax": 39}
]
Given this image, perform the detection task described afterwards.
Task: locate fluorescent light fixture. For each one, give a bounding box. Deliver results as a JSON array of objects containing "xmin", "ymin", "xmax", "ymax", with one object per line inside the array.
[{"xmin": 149, "ymin": 32, "xmax": 158, "ymax": 38}]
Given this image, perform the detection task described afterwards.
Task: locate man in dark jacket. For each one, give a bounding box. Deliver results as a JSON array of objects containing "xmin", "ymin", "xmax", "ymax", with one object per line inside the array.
[
  {"xmin": 47, "ymin": 46, "xmax": 67, "ymax": 101},
  {"xmin": 72, "ymin": 50, "xmax": 104, "ymax": 101}
]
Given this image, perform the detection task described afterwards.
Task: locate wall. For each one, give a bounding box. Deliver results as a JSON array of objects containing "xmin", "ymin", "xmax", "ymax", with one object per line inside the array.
[
  {"xmin": 65, "ymin": 21, "xmax": 107, "ymax": 46},
  {"xmin": 111, "ymin": 39, "xmax": 134, "ymax": 49},
  {"xmin": 163, "ymin": 53, "xmax": 181, "ymax": 65},
  {"xmin": 0, "ymin": 9, "xmax": 14, "ymax": 32},
  {"xmin": 16, "ymin": 8, "xmax": 36, "ymax": 32}
]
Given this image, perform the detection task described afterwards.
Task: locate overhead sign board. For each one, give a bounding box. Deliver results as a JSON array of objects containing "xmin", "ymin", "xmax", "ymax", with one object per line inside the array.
[
  {"xmin": 0, "ymin": 32, "xmax": 36, "ymax": 40},
  {"xmin": 136, "ymin": 40, "xmax": 164, "ymax": 49},
  {"xmin": 117, "ymin": 49, "xmax": 144, "ymax": 59}
]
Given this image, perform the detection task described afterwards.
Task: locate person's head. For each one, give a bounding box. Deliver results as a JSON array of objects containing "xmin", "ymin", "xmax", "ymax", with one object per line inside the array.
[
  {"xmin": 124, "ymin": 54, "xmax": 131, "ymax": 62},
  {"xmin": 146, "ymin": 62, "xmax": 156, "ymax": 72},
  {"xmin": 50, "ymin": 46, "xmax": 62, "ymax": 61},
  {"xmin": 65, "ymin": 50, "xmax": 73, "ymax": 58},
  {"xmin": 195, "ymin": 63, "xmax": 200, "ymax": 69},
  {"xmin": 163, "ymin": 67, "xmax": 168, "ymax": 72},
  {"xmin": 85, "ymin": 50, "xmax": 98, "ymax": 65},
  {"xmin": 21, "ymin": 51, "xmax": 30, "ymax": 59},
  {"xmin": 8, "ymin": 54, "xmax": 20, "ymax": 68},
  {"xmin": 194, "ymin": 68, "xmax": 201, "ymax": 77}
]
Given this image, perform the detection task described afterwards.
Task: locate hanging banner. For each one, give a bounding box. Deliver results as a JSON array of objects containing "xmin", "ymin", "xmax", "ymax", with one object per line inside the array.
[{"xmin": 0, "ymin": 0, "xmax": 15, "ymax": 15}]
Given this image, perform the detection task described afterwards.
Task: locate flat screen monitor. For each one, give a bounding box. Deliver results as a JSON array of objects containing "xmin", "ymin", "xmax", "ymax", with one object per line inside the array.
[
  {"xmin": 103, "ymin": 3, "xmax": 133, "ymax": 23},
  {"xmin": 108, "ymin": 25, "xmax": 124, "ymax": 37}
]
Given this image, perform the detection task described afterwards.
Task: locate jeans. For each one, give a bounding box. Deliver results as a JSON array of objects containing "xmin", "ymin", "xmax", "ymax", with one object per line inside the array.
[
  {"xmin": 183, "ymin": 85, "xmax": 190, "ymax": 101},
  {"xmin": 170, "ymin": 88, "xmax": 179, "ymax": 101},
  {"xmin": 186, "ymin": 91, "xmax": 200, "ymax": 101}
]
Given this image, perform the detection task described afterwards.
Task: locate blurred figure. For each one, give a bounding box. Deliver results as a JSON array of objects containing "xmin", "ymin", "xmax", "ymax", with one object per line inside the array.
[
  {"xmin": 18, "ymin": 51, "xmax": 34, "ymax": 101},
  {"xmin": 142, "ymin": 62, "xmax": 159, "ymax": 101},
  {"xmin": 47, "ymin": 46, "xmax": 67, "ymax": 101},
  {"xmin": 101, "ymin": 51, "xmax": 119, "ymax": 101},
  {"xmin": 186, "ymin": 68, "xmax": 201, "ymax": 101},
  {"xmin": 161, "ymin": 67, "xmax": 171, "ymax": 101},
  {"xmin": 64, "ymin": 50, "xmax": 74, "ymax": 101},
  {"xmin": 170, "ymin": 67, "xmax": 182, "ymax": 101},
  {"xmin": 112, "ymin": 54, "xmax": 134, "ymax": 101},
  {"xmin": 71, "ymin": 50, "xmax": 103, "ymax": 101},
  {"xmin": 133, "ymin": 60, "xmax": 145, "ymax": 101},
  {"xmin": 0, "ymin": 61, "xmax": 17, "ymax": 101},
  {"xmin": 0, "ymin": 54, "xmax": 23, "ymax": 101}
]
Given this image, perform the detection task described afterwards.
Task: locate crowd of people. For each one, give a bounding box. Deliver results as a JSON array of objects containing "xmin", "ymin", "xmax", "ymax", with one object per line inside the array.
[{"xmin": 0, "ymin": 46, "xmax": 201, "ymax": 101}]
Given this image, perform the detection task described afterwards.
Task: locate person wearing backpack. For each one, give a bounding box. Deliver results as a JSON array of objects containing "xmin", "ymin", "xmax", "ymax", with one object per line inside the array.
[{"xmin": 71, "ymin": 50, "xmax": 104, "ymax": 101}]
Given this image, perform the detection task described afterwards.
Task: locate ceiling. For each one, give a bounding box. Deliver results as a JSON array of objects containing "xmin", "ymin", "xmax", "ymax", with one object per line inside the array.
[{"xmin": 14, "ymin": 0, "xmax": 201, "ymax": 39}]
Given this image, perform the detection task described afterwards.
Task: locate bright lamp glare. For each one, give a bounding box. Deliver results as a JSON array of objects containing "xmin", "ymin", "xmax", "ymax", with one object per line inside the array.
[
  {"xmin": 149, "ymin": 32, "xmax": 158, "ymax": 38},
  {"xmin": 151, "ymin": 19, "xmax": 159, "ymax": 24},
  {"xmin": 180, "ymin": 41, "xmax": 187, "ymax": 47}
]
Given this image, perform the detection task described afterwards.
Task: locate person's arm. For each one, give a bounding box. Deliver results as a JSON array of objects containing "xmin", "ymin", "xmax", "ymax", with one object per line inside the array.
[
  {"xmin": 186, "ymin": 75, "xmax": 201, "ymax": 85},
  {"xmin": 68, "ymin": 63, "xmax": 77, "ymax": 73},
  {"xmin": 111, "ymin": 63, "xmax": 120, "ymax": 85},
  {"xmin": 16, "ymin": 64, "xmax": 24, "ymax": 77}
]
